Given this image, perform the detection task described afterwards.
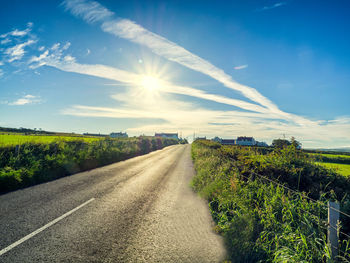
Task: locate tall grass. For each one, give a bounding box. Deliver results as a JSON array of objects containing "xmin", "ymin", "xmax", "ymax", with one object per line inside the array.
[{"xmin": 191, "ymin": 140, "xmax": 350, "ymax": 262}]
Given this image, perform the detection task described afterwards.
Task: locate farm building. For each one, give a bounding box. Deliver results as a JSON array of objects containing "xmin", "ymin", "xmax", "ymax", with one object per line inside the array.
[{"xmin": 155, "ymin": 133, "xmax": 179, "ymax": 139}]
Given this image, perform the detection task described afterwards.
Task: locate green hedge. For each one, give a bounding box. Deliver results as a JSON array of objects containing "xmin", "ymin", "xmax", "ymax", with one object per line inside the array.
[{"xmin": 0, "ymin": 136, "xmax": 179, "ymax": 193}]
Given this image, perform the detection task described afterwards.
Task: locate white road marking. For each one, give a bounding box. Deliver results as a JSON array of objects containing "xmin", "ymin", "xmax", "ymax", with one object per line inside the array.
[{"xmin": 0, "ymin": 198, "xmax": 95, "ymax": 256}]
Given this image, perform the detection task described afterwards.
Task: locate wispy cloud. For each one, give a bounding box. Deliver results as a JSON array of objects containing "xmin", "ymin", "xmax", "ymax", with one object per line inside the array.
[
  {"xmin": 234, "ymin": 64, "xmax": 248, "ymax": 70},
  {"xmin": 62, "ymin": 0, "xmax": 114, "ymax": 23},
  {"xmin": 8, "ymin": 95, "xmax": 41, "ymax": 106},
  {"xmin": 1, "ymin": 38, "xmax": 11, "ymax": 45},
  {"xmin": 1, "ymin": 23, "xmax": 37, "ymax": 66},
  {"xmin": 256, "ymin": 2, "xmax": 287, "ymax": 12},
  {"xmin": 0, "ymin": 22, "xmax": 33, "ymax": 39},
  {"xmin": 4, "ymin": 39, "xmax": 36, "ymax": 62}
]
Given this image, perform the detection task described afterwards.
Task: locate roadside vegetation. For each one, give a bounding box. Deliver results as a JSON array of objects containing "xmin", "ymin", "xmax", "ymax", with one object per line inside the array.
[
  {"xmin": 0, "ymin": 135, "xmax": 182, "ymax": 194},
  {"xmin": 191, "ymin": 139, "xmax": 350, "ymax": 262}
]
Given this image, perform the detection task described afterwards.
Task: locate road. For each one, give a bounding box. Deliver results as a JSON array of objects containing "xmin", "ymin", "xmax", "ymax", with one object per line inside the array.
[{"xmin": 0, "ymin": 144, "xmax": 227, "ymax": 262}]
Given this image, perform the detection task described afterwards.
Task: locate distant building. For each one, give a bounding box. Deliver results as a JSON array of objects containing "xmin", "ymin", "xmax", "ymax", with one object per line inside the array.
[
  {"xmin": 155, "ymin": 133, "xmax": 179, "ymax": 139},
  {"xmin": 110, "ymin": 132, "xmax": 128, "ymax": 138},
  {"xmin": 221, "ymin": 139, "xmax": 236, "ymax": 145},
  {"xmin": 195, "ymin": 136, "xmax": 207, "ymax": 140},
  {"xmin": 236, "ymin": 136, "xmax": 256, "ymax": 146},
  {"xmin": 83, "ymin": 133, "xmax": 108, "ymax": 137}
]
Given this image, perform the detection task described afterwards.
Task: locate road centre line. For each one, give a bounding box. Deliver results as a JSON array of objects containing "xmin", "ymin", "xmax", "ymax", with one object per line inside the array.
[{"xmin": 0, "ymin": 198, "xmax": 95, "ymax": 256}]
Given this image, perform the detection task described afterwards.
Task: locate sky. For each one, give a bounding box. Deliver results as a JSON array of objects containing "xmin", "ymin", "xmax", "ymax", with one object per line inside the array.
[{"xmin": 0, "ymin": 0, "xmax": 350, "ymax": 148}]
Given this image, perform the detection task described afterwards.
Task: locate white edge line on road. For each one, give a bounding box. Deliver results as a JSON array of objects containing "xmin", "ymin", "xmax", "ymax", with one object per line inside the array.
[{"xmin": 0, "ymin": 198, "xmax": 95, "ymax": 256}]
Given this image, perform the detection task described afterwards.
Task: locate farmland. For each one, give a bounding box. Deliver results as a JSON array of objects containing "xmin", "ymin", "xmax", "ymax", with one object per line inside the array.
[
  {"xmin": 316, "ymin": 162, "xmax": 350, "ymax": 177},
  {"xmin": 191, "ymin": 140, "xmax": 350, "ymax": 262},
  {"xmin": 309, "ymin": 151, "xmax": 350, "ymax": 177},
  {"xmin": 0, "ymin": 134, "xmax": 100, "ymax": 146},
  {"xmin": 0, "ymin": 134, "xmax": 181, "ymax": 193}
]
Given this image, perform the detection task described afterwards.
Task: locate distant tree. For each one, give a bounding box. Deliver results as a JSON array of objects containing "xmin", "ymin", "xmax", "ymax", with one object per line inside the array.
[{"xmin": 272, "ymin": 139, "xmax": 291, "ymax": 149}]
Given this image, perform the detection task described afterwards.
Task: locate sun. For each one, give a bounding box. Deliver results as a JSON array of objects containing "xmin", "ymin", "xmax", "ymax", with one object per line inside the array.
[{"xmin": 141, "ymin": 75, "xmax": 161, "ymax": 91}]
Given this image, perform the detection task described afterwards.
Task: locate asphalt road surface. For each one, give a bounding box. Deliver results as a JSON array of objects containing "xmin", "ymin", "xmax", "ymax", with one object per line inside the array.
[{"xmin": 0, "ymin": 144, "xmax": 227, "ymax": 262}]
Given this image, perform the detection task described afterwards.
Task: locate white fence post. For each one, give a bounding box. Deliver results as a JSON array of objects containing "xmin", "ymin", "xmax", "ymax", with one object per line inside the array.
[{"xmin": 328, "ymin": 201, "xmax": 339, "ymax": 260}]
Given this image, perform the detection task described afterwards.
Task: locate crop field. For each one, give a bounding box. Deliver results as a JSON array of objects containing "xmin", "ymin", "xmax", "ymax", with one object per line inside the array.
[
  {"xmin": 310, "ymin": 153, "xmax": 350, "ymax": 159},
  {"xmin": 321, "ymin": 153, "xmax": 350, "ymax": 159},
  {"xmin": 0, "ymin": 134, "xmax": 101, "ymax": 146},
  {"xmin": 309, "ymin": 151, "xmax": 350, "ymax": 177},
  {"xmin": 191, "ymin": 140, "xmax": 350, "ymax": 262},
  {"xmin": 316, "ymin": 162, "xmax": 350, "ymax": 177}
]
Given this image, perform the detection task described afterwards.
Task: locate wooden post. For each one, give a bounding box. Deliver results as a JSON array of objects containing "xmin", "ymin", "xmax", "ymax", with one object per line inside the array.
[{"xmin": 328, "ymin": 201, "xmax": 339, "ymax": 260}]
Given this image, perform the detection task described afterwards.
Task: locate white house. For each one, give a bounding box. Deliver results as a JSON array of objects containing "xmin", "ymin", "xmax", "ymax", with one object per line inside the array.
[
  {"xmin": 236, "ymin": 136, "xmax": 256, "ymax": 146},
  {"xmin": 221, "ymin": 139, "xmax": 236, "ymax": 145}
]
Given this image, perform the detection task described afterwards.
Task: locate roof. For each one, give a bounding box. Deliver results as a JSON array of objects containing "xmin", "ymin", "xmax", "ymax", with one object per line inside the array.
[
  {"xmin": 221, "ymin": 139, "xmax": 235, "ymax": 144},
  {"xmin": 237, "ymin": 136, "xmax": 254, "ymax": 141}
]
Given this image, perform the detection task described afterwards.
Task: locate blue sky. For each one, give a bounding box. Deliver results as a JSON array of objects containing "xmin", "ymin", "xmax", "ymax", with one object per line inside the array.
[{"xmin": 0, "ymin": 0, "xmax": 350, "ymax": 148}]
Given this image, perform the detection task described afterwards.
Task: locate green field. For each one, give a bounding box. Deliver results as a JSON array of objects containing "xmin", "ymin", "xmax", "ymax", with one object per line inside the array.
[
  {"xmin": 316, "ymin": 162, "xmax": 350, "ymax": 177},
  {"xmin": 310, "ymin": 153, "xmax": 350, "ymax": 159},
  {"xmin": 0, "ymin": 134, "xmax": 101, "ymax": 146}
]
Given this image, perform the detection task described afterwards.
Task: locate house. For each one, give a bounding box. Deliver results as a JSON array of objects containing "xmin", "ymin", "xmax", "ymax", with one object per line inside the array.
[
  {"xmin": 236, "ymin": 136, "xmax": 256, "ymax": 146},
  {"xmin": 110, "ymin": 132, "xmax": 128, "ymax": 138},
  {"xmin": 155, "ymin": 133, "xmax": 179, "ymax": 139},
  {"xmin": 221, "ymin": 139, "xmax": 236, "ymax": 145}
]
